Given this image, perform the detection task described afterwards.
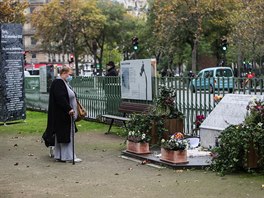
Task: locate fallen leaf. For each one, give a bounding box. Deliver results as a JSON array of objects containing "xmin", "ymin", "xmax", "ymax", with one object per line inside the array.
[
  {"xmin": 128, "ymin": 167, "xmax": 133, "ymax": 170},
  {"xmin": 28, "ymin": 154, "xmax": 34, "ymax": 156},
  {"xmin": 141, "ymin": 160, "xmax": 147, "ymax": 165},
  {"xmin": 14, "ymin": 162, "xmax": 19, "ymax": 166},
  {"xmin": 14, "ymin": 144, "xmax": 18, "ymax": 147},
  {"xmin": 114, "ymin": 173, "xmax": 119, "ymax": 175}
]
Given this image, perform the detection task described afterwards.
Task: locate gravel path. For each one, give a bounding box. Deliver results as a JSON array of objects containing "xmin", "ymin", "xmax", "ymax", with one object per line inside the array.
[{"xmin": 0, "ymin": 131, "xmax": 263, "ymax": 198}]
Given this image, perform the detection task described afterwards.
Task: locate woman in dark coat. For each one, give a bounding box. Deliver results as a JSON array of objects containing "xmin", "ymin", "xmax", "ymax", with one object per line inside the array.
[
  {"xmin": 45, "ymin": 66, "xmax": 82, "ymax": 163},
  {"xmin": 105, "ymin": 61, "xmax": 118, "ymax": 76}
]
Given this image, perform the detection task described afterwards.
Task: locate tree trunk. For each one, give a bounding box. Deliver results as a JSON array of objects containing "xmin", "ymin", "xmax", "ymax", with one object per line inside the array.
[
  {"xmin": 192, "ymin": 39, "xmax": 198, "ymax": 73},
  {"xmin": 237, "ymin": 42, "xmax": 242, "ymax": 77},
  {"xmin": 74, "ymin": 53, "xmax": 79, "ymax": 76}
]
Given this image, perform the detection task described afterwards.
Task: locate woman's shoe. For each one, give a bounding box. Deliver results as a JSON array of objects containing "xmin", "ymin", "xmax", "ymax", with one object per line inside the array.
[
  {"xmin": 49, "ymin": 146, "xmax": 55, "ymax": 158},
  {"xmin": 65, "ymin": 158, "xmax": 82, "ymax": 163},
  {"xmin": 74, "ymin": 158, "xmax": 82, "ymax": 163}
]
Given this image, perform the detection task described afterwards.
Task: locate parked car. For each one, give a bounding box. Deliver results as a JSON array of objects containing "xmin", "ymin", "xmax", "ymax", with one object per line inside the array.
[{"xmin": 190, "ymin": 67, "xmax": 234, "ymax": 93}]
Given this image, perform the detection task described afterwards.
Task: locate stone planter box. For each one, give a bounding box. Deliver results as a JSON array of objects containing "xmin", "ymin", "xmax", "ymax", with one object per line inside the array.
[
  {"xmin": 126, "ymin": 141, "xmax": 150, "ymax": 154},
  {"xmin": 160, "ymin": 148, "xmax": 188, "ymax": 164}
]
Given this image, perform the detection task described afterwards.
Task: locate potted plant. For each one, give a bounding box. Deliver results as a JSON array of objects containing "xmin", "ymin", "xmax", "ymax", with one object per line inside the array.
[
  {"xmin": 210, "ymin": 98, "xmax": 264, "ymax": 175},
  {"xmin": 160, "ymin": 132, "xmax": 189, "ymax": 164},
  {"xmin": 151, "ymin": 85, "xmax": 184, "ymax": 143},
  {"xmin": 126, "ymin": 113, "xmax": 152, "ymax": 154}
]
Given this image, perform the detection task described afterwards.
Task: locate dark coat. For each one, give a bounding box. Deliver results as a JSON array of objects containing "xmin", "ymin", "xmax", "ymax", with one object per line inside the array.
[
  {"xmin": 106, "ymin": 66, "xmax": 117, "ymax": 76},
  {"xmin": 44, "ymin": 79, "xmax": 76, "ymax": 146}
]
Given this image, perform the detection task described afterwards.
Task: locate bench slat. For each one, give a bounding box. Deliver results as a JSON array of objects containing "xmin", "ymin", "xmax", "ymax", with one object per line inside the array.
[
  {"xmin": 102, "ymin": 115, "xmax": 130, "ymax": 121},
  {"xmin": 118, "ymin": 102, "xmax": 152, "ymax": 114}
]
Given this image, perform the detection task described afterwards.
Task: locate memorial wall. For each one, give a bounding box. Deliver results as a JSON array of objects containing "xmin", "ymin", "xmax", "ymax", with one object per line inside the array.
[{"xmin": 0, "ymin": 24, "xmax": 26, "ymax": 122}]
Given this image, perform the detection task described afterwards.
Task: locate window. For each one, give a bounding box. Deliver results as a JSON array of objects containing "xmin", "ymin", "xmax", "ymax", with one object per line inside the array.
[
  {"xmin": 32, "ymin": 53, "xmax": 36, "ymax": 59},
  {"xmin": 197, "ymin": 72, "xmax": 203, "ymax": 78},
  {"xmin": 31, "ymin": 37, "xmax": 37, "ymax": 45},
  {"xmin": 216, "ymin": 69, "xmax": 233, "ymax": 77}
]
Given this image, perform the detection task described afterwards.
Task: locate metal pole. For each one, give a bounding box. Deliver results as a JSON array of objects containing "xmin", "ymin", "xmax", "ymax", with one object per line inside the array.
[{"xmin": 71, "ymin": 116, "xmax": 75, "ymax": 165}]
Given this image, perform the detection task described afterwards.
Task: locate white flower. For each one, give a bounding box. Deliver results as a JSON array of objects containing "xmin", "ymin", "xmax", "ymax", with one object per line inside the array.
[
  {"xmin": 142, "ymin": 133, "xmax": 146, "ymax": 139},
  {"xmin": 131, "ymin": 131, "xmax": 135, "ymax": 136},
  {"xmin": 161, "ymin": 139, "xmax": 165, "ymax": 143},
  {"xmin": 258, "ymin": 122, "xmax": 263, "ymax": 127}
]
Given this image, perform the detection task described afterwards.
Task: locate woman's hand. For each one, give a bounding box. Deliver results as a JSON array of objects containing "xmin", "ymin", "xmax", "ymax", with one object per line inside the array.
[{"xmin": 69, "ymin": 109, "xmax": 75, "ymax": 116}]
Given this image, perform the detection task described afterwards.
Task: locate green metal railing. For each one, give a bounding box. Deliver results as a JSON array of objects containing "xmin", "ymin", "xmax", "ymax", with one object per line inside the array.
[{"xmin": 25, "ymin": 76, "xmax": 264, "ymax": 134}]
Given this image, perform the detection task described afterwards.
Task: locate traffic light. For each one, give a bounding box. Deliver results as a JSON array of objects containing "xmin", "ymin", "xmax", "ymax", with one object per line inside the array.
[
  {"xmin": 132, "ymin": 37, "xmax": 139, "ymax": 51},
  {"xmin": 221, "ymin": 39, "xmax": 228, "ymax": 51},
  {"xmin": 23, "ymin": 51, "xmax": 28, "ymax": 65},
  {"xmin": 69, "ymin": 54, "xmax": 74, "ymax": 63}
]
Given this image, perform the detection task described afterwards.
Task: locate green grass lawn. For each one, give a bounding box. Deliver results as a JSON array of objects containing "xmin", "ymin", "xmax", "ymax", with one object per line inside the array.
[{"xmin": 0, "ymin": 110, "xmax": 125, "ymax": 136}]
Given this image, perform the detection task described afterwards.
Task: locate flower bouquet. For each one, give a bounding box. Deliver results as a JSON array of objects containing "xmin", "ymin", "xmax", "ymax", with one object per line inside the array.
[
  {"xmin": 160, "ymin": 132, "xmax": 189, "ymax": 164},
  {"xmin": 161, "ymin": 132, "xmax": 188, "ymax": 151},
  {"xmin": 194, "ymin": 114, "xmax": 205, "ymax": 129},
  {"xmin": 126, "ymin": 114, "xmax": 152, "ymax": 154}
]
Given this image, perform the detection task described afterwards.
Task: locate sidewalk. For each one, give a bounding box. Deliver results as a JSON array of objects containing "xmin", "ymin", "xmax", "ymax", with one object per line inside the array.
[{"xmin": 0, "ymin": 131, "xmax": 263, "ymax": 198}]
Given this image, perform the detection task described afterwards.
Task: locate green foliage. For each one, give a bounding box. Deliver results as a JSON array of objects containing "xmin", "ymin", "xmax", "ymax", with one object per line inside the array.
[
  {"xmin": 210, "ymin": 98, "xmax": 264, "ymax": 175},
  {"xmin": 127, "ymin": 113, "xmax": 152, "ymax": 133},
  {"xmin": 126, "ymin": 113, "xmax": 152, "ymax": 143},
  {"xmin": 153, "ymin": 85, "xmax": 184, "ymax": 119},
  {"xmin": 126, "ymin": 86, "xmax": 184, "ymax": 144}
]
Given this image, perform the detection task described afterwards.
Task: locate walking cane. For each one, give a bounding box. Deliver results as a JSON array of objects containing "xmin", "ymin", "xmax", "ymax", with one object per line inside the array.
[{"xmin": 71, "ymin": 115, "xmax": 75, "ymax": 165}]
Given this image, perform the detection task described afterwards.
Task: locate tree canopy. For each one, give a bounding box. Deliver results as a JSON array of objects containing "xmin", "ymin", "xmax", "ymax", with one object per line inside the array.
[
  {"xmin": 31, "ymin": 0, "xmax": 106, "ymax": 75},
  {"xmin": 30, "ymin": 0, "xmax": 264, "ymax": 75},
  {"xmin": 0, "ymin": 0, "xmax": 28, "ymax": 24}
]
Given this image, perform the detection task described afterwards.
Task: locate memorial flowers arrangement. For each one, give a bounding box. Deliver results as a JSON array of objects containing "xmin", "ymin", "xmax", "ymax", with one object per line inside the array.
[
  {"xmin": 214, "ymin": 95, "xmax": 223, "ymax": 104},
  {"xmin": 153, "ymin": 85, "xmax": 184, "ymax": 119},
  {"xmin": 150, "ymin": 85, "xmax": 184, "ymax": 142},
  {"xmin": 210, "ymin": 98, "xmax": 264, "ymax": 175},
  {"xmin": 126, "ymin": 113, "xmax": 152, "ymax": 143},
  {"xmin": 161, "ymin": 132, "xmax": 188, "ymax": 151},
  {"xmin": 194, "ymin": 114, "xmax": 205, "ymax": 129},
  {"xmin": 127, "ymin": 130, "xmax": 150, "ymax": 143}
]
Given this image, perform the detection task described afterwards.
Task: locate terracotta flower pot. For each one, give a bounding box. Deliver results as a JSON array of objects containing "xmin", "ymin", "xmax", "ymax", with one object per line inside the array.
[
  {"xmin": 160, "ymin": 148, "xmax": 188, "ymax": 164},
  {"xmin": 126, "ymin": 141, "xmax": 150, "ymax": 154}
]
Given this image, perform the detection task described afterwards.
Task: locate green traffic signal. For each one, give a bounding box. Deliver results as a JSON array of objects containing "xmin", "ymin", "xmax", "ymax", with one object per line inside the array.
[{"xmin": 132, "ymin": 37, "xmax": 139, "ymax": 51}]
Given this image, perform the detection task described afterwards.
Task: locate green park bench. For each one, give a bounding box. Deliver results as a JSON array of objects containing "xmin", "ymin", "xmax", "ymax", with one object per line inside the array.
[{"xmin": 102, "ymin": 101, "xmax": 152, "ymax": 134}]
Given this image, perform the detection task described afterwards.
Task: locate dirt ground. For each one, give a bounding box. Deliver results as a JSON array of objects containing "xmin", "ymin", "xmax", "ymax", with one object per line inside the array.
[{"xmin": 0, "ymin": 131, "xmax": 263, "ymax": 198}]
